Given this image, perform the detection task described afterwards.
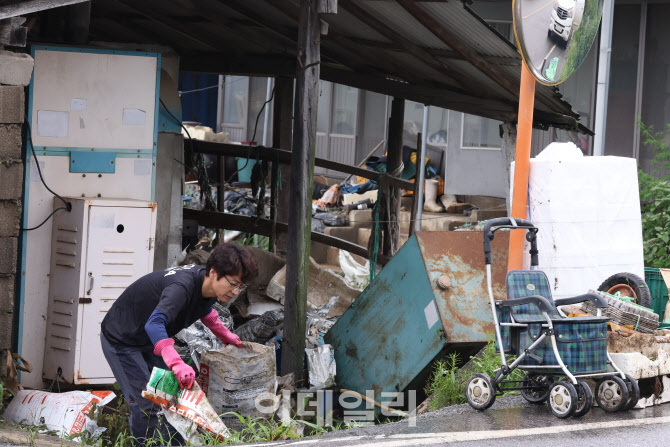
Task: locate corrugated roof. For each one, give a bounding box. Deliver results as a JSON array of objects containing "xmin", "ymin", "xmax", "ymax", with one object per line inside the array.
[{"xmin": 82, "ymin": 0, "xmax": 585, "ymax": 131}]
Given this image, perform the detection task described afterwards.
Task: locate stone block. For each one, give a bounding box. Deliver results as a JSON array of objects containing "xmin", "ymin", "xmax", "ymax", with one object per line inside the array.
[
  {"xmin": 326, "ymin": 246, "xmax": 340, "ymax": 266},
  {"xmin": 0, "ymin": 310, "xmax": 13, "ymax": 351},
  {"xmin": 0, "ymin": 124, "xmax": 22, "ymax": 159},
  {"xmin": 358, "ymin": 228, "xmax": 371, "ymax": 247},
  {"xmin": 462, "ymin": 195, "xmax": 506, "ymax": 210},
  {"xmin": 0, "ymin": 85, "xmax": 25, "ymax": 123},
  {"xmin": 0, "ymin": 275, "xmax": 15, "ymax": 313},
  {"xmin": 348, "ymin": 209, "xmax": 373, "ymax": 228},
  {"xmin": 0, "ymin": 50, "xmax": 34, "ymax": 86},
  {"xmin": 0, "ymin": 161, "xmax": 23, "ymax": 200},
  {"xmin": 0, "ymin": 200, "xmax": 21, "ymax": 237},
  {"xmin": 323, "ymin": 225, "xmax": 358, "ymax": 243},
  {"xmin": 470, "ymin": 208, "xmax": 508, "ymax": 222},
  {"xmin": 0, "ymin": 237, "xmax": 18, "ymax": 274}
]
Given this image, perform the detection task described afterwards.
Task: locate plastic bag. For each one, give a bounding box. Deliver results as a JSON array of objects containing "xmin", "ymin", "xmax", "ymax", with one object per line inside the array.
[
  {"xmin": 174, "ymin": 305, "xmax": 234, "ymax": 370},
  {"xmin": 338, "ymin": 250, "xmax": 369, "ymax": 290},
  {"xmin": 305, "ymin": 344, "xmax": 336, "ymax": 389},
  {"xmin": 198, "ymin": 342, "xmax": 277, "ymax": 430},
  {"xmin": 316, "ymin": 184, "xmax": 339, "ymax": 207},
  {"xmin": 4, "ymin": 390, "xmax": 115, "ymax": 440},
  {"xmin": 142, "ymin": 367, "xmax": 229, "ymax": 444},
  {"xmin": 313, "ymin": 212, "xmax": 348, "ymax": 227},
  {"xmin": 234, "ymin": 309, "xmax": 284, "ymax": 344}
]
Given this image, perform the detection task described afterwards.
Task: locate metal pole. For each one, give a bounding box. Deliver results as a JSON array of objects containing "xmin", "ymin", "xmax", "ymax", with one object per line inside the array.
[
  {"xmin": 416, "ymin": 105, "xmax": 428, "ymax": 232},
  {"xmin": 592, "ymin": 0, "xmax": 615, "ymax": 156},
  {"xmin": 508, "ymin": 64, "xmax": 536, "ymax": 271}
]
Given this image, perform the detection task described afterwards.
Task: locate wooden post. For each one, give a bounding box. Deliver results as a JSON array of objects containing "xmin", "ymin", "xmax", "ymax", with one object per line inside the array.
[
  {"xmin": 273, "ymin": 76, "xmax": 294, "ymax": 256},
  {"xmin": 281, "ymin": 0, "xmax": 321, "ymax": 380},
  {"xmin": 384, "ymin": 97, "xmax": 404, "ymax": 256},
  {"xmin": 507, "ymin": 64, "xmax": 535, "ymax": 271},
  {"xmin": 500, "ymin": 122, "xmax": 517, "ymax": 217},
  {"xmin": 409, "ymin": 132, "xmax": 422, "ymax": 236}
]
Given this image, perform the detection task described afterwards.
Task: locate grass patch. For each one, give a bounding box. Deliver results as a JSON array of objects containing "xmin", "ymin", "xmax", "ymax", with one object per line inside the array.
[{"xmin": 425, "ymin": 338, "xmax": 524, "ymax": 411}]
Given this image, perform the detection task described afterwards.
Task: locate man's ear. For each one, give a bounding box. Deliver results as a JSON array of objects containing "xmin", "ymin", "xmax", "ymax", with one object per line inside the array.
[{"xmin": 208, "ymin": 268, "xmax": 217, "ymax": 279}]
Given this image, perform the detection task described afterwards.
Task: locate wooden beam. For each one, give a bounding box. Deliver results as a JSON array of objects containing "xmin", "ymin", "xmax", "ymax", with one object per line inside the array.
[
  {"xmin": 409, "ymin": 132, "xmax": 422, "ymax": 236},
  {"xmin": 282, "ymin": 0, "xmax": 321, "ymax": 379},
  {"xmin": 318, "ymin": 0, "xmax": 337, "ymax": 14},
  {"xmin": 190, "ymin": 139, "xmax": 417, "ymax": 191},
  {"xmin": 182, "ymin": 208, "xmax": 389, "ymax": 265},
  {"xmin": 64, "ymin": 1, "xmax": 90, "ymax": 44},
  {"xmin": 0, "ymin": 0, "xmax": 88, "ymax": 20}
]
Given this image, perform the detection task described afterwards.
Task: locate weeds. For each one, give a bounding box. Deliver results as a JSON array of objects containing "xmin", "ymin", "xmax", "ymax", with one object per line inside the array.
[
  {"xmin": 425, "ymin": 337, "xmax": 523, "ymax": 411},
  {"xmin": 0, "ymin": 381, "xmax": 14, "ymax": 412}
]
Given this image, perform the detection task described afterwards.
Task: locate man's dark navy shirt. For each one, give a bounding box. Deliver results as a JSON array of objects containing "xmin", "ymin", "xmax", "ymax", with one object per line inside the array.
[{"xmin": 101, "ymin": 265, "xmax": 216, "ymax": 349}]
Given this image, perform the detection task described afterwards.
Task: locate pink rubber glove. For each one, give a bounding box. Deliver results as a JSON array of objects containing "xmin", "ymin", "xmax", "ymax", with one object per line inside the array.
[
  {"xmin": 154, "ymin": 338, "xmax": 195, "ymax": 389},
  {"xmin": 201, "ymin": 309, "xmax": 243, "ymax": 348}
]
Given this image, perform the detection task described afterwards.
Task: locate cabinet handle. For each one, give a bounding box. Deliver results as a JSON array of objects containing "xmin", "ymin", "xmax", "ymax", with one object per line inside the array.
[{"xmin": 87, "ymin": 272, "xmax": 94, "ymax": 295}]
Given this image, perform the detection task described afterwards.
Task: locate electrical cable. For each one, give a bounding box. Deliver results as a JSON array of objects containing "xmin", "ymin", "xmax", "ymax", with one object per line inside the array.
[{"xmin": 21, "ymin": 115, "xmax": 72, "ymax": 232}]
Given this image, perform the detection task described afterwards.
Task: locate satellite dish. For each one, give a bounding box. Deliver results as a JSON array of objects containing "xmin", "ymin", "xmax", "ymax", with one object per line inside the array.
[{"xmin": 513, "ymin": 0, "xmax": 604, "ymax": 85}]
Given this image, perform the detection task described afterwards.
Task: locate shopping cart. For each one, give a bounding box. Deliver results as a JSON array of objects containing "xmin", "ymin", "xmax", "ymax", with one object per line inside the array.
[{"xmin": 464, "ymin": 217, "xmax": 639, "ymax": 418}]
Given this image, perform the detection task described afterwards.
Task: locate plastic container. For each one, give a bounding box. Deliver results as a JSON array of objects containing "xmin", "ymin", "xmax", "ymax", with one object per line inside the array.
[
  {"xmin": 645, "ymin": 267, "xmax": 669, "ymax": 323},
  {"xmin": 236, "ymin": 157, "xmax": 257, "ymax": 182}
]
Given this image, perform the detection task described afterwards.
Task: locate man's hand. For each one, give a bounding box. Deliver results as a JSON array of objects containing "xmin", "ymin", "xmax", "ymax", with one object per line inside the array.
[
  {"xmin": 154, "ymin": 338, "xmax": 196, "ymax": 389},
  {"xmin": 201, "ymin": 309, "xmax": 244, "ymax": 348}
]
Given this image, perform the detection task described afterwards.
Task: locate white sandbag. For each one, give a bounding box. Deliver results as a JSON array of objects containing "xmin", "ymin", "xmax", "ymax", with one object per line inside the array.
[
  {"xmin": 198, "ymin": 342, "xmax": 276, "ymax": 430},
  {"xmin": 510, "ymin": 155, "xmax": 644, "ymax": 299},
  {"xmin": 3, "ymin": 390, "xmax": 115, "ymax": 441}
]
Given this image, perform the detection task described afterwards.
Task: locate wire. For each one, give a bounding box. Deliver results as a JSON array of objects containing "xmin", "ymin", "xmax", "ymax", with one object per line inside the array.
[
  {"xmin": 178, "ymin": 75, "xmax": 247, "ymax": 97},
  {"xmin": 21, "ymin": 115, "xmax": 72, "ymax": 232},
  {"xmin": 159, "ymin": 98, "xmax": 217, "ymax": 211}
]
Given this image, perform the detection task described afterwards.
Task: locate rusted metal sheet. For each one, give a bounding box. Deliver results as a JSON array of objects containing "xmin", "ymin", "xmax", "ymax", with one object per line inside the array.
[
  {"xmin": 416, "ymin": 231, "xmax": 509, "ymax": 344},
  {"xmin": 325, "ymin": 236, "xmax": 444, "ymax": 402}
]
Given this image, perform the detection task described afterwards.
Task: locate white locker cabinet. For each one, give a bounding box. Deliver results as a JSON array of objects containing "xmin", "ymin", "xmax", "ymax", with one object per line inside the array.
[{"xmin": 43, "ymin": 197, "xmax": 157, "ymax": 384}]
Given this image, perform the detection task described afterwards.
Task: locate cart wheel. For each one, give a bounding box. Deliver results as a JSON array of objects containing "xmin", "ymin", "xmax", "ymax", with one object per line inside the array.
[
  {"xmin": 623, "ymin": 374, "xmax": 640, "ymax": 411},
  {"xmin": 521, "ymin": 373, "xmax": 552, "ymax": 404},
  {"xmin": 572, "ymin": 381, "xmax": 593, "ymax": 417},
  {"xmin": 595, "ymin": 376, "xmax": 629, "ymax": 412},
  {"xmin": 465, "ymin": 373, "xmax": 496, "ymax": 410},
  {"xmin": 547, "ymin": 381, "xmax": 578, "ymax": 418}
]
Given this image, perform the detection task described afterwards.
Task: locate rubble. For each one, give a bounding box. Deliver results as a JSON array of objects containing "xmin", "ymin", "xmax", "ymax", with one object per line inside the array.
[{"xmin": 266, "ymin": 257, "xmax": 361, "ymax": 318}]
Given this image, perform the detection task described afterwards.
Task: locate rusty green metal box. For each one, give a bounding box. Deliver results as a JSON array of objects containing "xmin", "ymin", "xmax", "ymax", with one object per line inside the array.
[{"xmin": 324, "ymin": 231, "xmax": 509, "ymax": 403}]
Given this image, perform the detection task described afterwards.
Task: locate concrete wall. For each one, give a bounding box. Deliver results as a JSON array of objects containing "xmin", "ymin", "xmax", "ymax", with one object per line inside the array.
[
  {"xmin": 445, "ymin": 112, "xmax": 507, "ymax": 198},
  {"xmin": 0, "ymin": 84, "xmax": 25, "ymax": 381}
]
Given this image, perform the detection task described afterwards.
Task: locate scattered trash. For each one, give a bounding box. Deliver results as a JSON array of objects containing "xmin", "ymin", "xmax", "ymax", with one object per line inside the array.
[
  {"xmin": 316, "ymin": 184, "xmax": 339, "ymax": 207},
  {"xmin": 174, "ymin": 304, "xmax": 234, "ymax": 369},
  {"xmin": 4, "ymin": 390, "xmax": 116, "ymax": 441},
  {"xmin": 224, "ymin": 190, "xmax": 257, "ymax": 216},
  {"xmin": 198, "ymin": 342, "xmax": 277, "ymax": 430},
  {"xmin": 306, "ymin": 296, "xmax": 339, "ymax": 348},
  {"xmin": 3, "ymin": 353, "xmax": 32, "ymax": 395},
  {"xmin": 584, "ymin": 290, "xmax": 659, "ymax": 334},
  {"xmin": 179, "ymin": 248, "xmax": 210, "ymax": 266},
  {"xmin": 266, "ymin": 258, "xmax": 361, "ymax": 318},
  {"xmin": 306, "ymin": 344, "xmax": 336, "ymax": 389},
  {"xmin": 234, "ymin": 310, "xmax": 284, "ymax": 344},
  {"xmin": 142, "ymin": 367, "xmax": 229, "ymax": 444},
  {"xmin": 313, "ymin": 212, "xmax": 348, "ymax": 227},
  {"xmin": 338, "ymin": 250, "xmax": 369, "ymax": 290},
  {"xmin": 311, "ymin": 218, "xmax": 326, "ymax": 234}
]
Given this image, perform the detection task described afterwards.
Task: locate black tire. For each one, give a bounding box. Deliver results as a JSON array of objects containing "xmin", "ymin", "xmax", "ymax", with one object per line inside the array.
[
  {"xmin": 596, "ymin": 376, "xmax": 629, "ymax": 412},
  {"xmin": 623, "ymin": 374, "xmax": 640, "ymax": 411},
  {"xmin": 465, "ymin": 373, "xmax": 496, "ymax": 410},
  {"xmin": 598, "ymin": 272, "xmax": 652, "ymax": 309},
  {"xmin": 521, "ymin": 373, "xmax": 552, "ymax": 404},
  {"xmin": 573, "ymin": 381, "xmax": 593, "ymax": 417},
  {"xmin": 547, "ymin": 381, "xmax": 578, "ymax": 418}
]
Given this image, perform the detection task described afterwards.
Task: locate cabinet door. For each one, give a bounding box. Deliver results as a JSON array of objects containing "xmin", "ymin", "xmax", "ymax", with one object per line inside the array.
[{"xmin": 77, "ymin": 206, "xmax": 154, "ymax": 381}]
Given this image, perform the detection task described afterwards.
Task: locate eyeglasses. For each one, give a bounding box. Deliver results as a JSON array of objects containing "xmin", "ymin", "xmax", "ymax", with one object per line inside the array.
[{"xmin": 223, "ymin": 275, "xmax": 248, "ymax": 293}]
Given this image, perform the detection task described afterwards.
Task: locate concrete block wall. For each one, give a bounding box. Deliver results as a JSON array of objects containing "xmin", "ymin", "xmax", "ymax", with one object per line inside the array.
[{"xmin": 0, "ymin": 84, "xmax": 24, "ymax": 378}]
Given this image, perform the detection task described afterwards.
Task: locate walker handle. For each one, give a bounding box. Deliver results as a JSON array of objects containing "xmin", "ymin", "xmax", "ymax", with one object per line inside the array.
[{"xmin": 483, "ymin": 217, "xmax": 538, "ymax": 266}]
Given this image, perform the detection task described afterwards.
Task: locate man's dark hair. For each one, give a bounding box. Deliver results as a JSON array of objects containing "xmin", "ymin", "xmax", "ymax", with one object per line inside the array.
[{"xmin": 205, "ymin": 243, "xmax": 259, "ymax": 284}]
